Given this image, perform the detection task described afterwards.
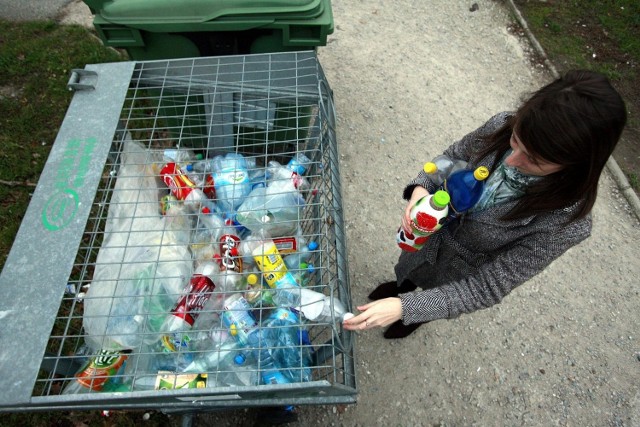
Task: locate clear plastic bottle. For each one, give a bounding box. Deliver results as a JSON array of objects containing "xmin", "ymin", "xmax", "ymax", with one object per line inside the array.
[
  {"xmin": 425, "ymin": 155, "xmax": 468, "ymax": 186},
  {"xmin": 267, "ymin": 159, "xmax": 310, "ymax": 191},
  {"xmin": 261, "ymin": 308, "xmax": 312, "ymax": 383},
  {"xmin": 235, "ymin": 181, "xmax": 305, "ymax": 237},
  {"xmin": 185, "ymin": 163, "xmax": 216, "ymax": 199},
  {"xmin": 284, "ymin": 241, "xmax": 318, "ymax": 271},
  {"xmin": 396, "ymin": 190, "xmax": 451, "ymax": 252},
  {"xmin": 444, "ymin": 166, "xmax": 490, "ymax": 215},
  {"xmin": 221, "ymin": 294, "xmax": 290, "ymax": 385},
  {"xmin": 211, "ymin": 153, "xmax": 252, "ymax": 215}
]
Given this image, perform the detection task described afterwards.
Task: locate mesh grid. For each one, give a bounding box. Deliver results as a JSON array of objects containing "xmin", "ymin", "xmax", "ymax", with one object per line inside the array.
[{"xmin": 32, "ymin": 53, "xmax": 355, "ymax": 410}]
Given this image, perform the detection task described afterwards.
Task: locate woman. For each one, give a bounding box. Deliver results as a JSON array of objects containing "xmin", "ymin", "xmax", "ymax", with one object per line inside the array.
[{"xmin": 342, "ymin": 70, "xmax": 627, "ymax": 339}]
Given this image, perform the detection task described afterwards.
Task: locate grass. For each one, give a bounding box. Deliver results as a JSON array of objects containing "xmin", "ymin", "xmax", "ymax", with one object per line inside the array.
[
  {"xmin": 514, "ymin": 0, "xmax": 640, "ymax": 191},
  {"xmin": 0, "ymin": 21, "xmax": 123, "ymax": 266}
]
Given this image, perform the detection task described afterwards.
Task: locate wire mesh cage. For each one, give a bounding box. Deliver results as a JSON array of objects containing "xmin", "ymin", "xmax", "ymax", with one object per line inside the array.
[{"xmin": 0, "ymin": 51, "xmax": 355, "ymax": 413}]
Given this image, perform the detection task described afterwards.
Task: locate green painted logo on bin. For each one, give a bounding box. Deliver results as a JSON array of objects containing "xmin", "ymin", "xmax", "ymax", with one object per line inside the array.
[{"xmin": 42, "ymin": 137, "xmax": 97, "ymax": 231}]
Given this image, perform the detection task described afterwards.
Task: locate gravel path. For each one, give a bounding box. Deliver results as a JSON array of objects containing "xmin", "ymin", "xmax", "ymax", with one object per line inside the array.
[{"xmin": 198, "ymin": 0, "xmax": 640, "ymax": 425}]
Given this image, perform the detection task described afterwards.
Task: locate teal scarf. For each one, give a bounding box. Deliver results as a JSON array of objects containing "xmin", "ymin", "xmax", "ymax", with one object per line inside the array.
[{"xmin": 471, "ymin": 150, "xmax": 542, "ymax": 212}]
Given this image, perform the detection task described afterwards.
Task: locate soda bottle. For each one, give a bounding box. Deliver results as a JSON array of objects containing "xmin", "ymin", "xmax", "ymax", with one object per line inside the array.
[
  {"xmin": 157, "ymin": 261, "xmax": 220, "ymax": 353},
  {"xmin": 218, "ymin": 218, "xmax": 243, "ymax": 273},
  {"xmin": 444, "ymin": 166, "xmax": 490, "ymax": 215},
  {"xmin": 211, "ymin": 153, "xmax": 252, "ymax": 215},
  {"xmin": 396, "ymin": 190, "xmax": 450, "ymax": 252}
]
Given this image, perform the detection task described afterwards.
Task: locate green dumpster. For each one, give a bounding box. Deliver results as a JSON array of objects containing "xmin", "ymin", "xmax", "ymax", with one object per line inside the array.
[{"xmin": 83, "ymin": 0, "xmax": 334, "ymax": 60}]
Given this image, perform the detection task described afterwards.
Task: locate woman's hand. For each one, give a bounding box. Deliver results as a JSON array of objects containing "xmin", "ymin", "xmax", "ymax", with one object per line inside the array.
[
  {"xmin": 401, "ymin": 186, "xmax": 430, "ymax": 233},
  {"xmin": 342, "ymin": 297, "xmax": 402, "ymax": 331}
]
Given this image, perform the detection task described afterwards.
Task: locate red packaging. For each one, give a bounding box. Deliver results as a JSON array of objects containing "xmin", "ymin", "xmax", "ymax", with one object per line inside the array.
[
  {"xmin": 160, "ymin": 162, "xmax": 197, "ymax": 201},
  {"xmin": 171, "ymin": 275, "xmax": 216, "ymax": 326}
]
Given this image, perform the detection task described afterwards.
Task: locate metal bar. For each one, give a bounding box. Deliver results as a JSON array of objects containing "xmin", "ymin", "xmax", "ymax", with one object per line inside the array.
[{"xmin": 0, "ymin": 61, "xmax": 135, "ymax": 408}]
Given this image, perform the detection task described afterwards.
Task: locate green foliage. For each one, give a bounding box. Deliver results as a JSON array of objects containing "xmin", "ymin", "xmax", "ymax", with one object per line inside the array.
[{"xmin": 0, "ymin": 20, "xmax": 124, "ymax": 267}]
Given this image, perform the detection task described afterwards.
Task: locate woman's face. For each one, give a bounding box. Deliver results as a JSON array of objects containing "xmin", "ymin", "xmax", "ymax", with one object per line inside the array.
[{"xmin": 505, "ymin": 132, "xmax": 564, "ymax": 176}]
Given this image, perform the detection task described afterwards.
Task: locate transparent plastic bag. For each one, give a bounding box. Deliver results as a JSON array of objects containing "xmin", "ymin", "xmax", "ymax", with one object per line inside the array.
[{"xmin": 83, "ymin": 139, "xmax": 192, "ymax": 351}]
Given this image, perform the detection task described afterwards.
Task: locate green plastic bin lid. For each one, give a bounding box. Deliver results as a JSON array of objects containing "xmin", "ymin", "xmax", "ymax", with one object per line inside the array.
[{"xmin": 93, "ymin": 0, "xmax": 326, "ymax": 23}]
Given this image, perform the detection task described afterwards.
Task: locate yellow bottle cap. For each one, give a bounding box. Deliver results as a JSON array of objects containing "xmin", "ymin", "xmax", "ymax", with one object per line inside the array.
[
  {"xmin": 423, "ymin": 162, "xmax": 437, "ymax": 174},
  {"xmin": 247, "ymin": 273, "xmax": 258, "ymax": 286},
  {"xmin": 474, "ymin": 166, "xmax": 490, "ymax": 181}
]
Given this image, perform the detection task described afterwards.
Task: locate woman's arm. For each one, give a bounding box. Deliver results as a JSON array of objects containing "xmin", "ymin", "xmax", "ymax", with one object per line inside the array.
[{"xmin": 400, "ymin": 218, "xmax": 591, "ymax": 324}]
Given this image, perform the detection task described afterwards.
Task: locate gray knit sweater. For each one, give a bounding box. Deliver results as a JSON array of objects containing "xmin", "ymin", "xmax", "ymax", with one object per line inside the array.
[{"xmin": 396, "ymin": 112, "xmax": 592, "ymax": 324}]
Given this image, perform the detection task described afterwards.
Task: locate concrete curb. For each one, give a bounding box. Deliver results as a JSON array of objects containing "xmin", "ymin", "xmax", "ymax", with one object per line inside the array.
[{"xmin": 506, "ymin": 0, "xmax": 640, "ymax": 222}]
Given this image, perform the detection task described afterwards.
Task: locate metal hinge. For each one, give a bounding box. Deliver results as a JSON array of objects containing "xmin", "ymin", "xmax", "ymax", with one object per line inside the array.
[{"xmin": 67, "ymin": 69, "xmax": 98, "ymax": 91}]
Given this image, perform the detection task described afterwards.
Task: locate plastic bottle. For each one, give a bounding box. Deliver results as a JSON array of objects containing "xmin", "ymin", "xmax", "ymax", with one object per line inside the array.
[
  {"xmin": 217, "ymin": 218, "xmax": 243, "ymax": 273},
  {"xmin": 235, "ymin": 181, "xmax": 305, "ymax": 237},
  {"xmin": 296, "ymin": 288, "xmax": 353, "ymax": 323},
  {"xmin": 444, "ymin": 166, "xmax": 490, "ymax": 215},
  {"xmin": 186, "ymin": 340, "xmax": 258, "ymax": 387},
  {"xmin": 160, "ymin": 162, "xmax": 209, "ymax": 210},
  {"xmin": 63, "ymin": 349, "xmax": 128, "ymax": 394},
  {"xmin": 221, "ymin": 294, "xmax": 290, "ymax": 385},
  {"xmin": 157, "ymin": 261, "xmax": 220, "ymax": 353},
  {"xmin": 425, "ymin": 155, "xmax": 468, "ymax": 186},
  {"xmin": 287, "ymin": 152, "xmax": 313, "ymax": 176},
  {"xmin": 267, "ymin": 159, "xmax": 310, "ymax": 191},
  {"xmin": 211, "ymin": 153, "xmax": 252, "ymax": 215},
  {"xmin": 261, "ymin": 308, "xmax": 312, "ymax": 383},
  {"xmin": 245, "ymin": 272, "xmax": 275, "ymax": 307},
  {"xmin": 185, "ymin": 163, "xmax": 216, "ymax": 199},
  {"xmin": 284, "ymin": 241, "xmax": 318, "ymax": 271},
  {"xmin": 396, "ymin": 190, "xmax": 451, "ymax": 252}
]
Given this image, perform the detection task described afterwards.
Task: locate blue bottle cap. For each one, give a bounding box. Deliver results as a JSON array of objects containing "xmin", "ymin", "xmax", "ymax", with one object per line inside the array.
[
  {"xmin": 307, "ymin": 241, "xmax": 319, "ymax": 251},
  {"xmin": 186, "ymin": 164, "xmax": 194, "ymax": 172},
  {"xmin": 234, "ymin": 353, "xmax": 246, "ymax": 365}
]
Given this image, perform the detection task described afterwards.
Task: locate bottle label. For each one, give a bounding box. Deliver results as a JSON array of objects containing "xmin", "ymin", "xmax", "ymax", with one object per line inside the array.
[
  {"xmin": 252, "ymin": 243, "xmax": 288, "ymax": 288},
  {"xmin": 155, "ymin": 372, "xmax": 207, "ymax": 390},
  {"xmin": 171, "ymin": 275, "xmax": 215, "ymax": 326},
  {"xmin": 160, "ymin": 162, "xmax": 196, "ymax": 201},
  {"xmin": 219, "ymin": 233, "xmax": 243, "ymax": 273},
  {"xmin": 273, "ymin": 236, "xmax": 298, "ymax": 254},
  {"xmin": 76, "ymin": 350, "xmax": 127, "ymax": 391},
  {"xmin": 160, "ymin": 194, "xmax": 179, "ymax": 215},
  {"xmin": 222, "ymin": 296, "xmax": 258, "ymax": 345}
]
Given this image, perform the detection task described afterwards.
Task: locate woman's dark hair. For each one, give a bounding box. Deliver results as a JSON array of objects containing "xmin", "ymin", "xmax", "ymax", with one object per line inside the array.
[{"xmin": 480, "ymin": 70, "xmax": 627, "ymax": 221}]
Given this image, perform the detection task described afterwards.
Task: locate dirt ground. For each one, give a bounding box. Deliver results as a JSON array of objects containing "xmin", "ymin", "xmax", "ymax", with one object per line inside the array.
[{"xmin": 38, "ymin": 0, "xmax": 640, "ymax": 425}]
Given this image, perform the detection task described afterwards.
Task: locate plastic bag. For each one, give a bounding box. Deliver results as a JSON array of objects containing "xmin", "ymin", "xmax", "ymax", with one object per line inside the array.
[{"xmin": 83, "ymin": 138, "xmax": 192, "ymax": 351}]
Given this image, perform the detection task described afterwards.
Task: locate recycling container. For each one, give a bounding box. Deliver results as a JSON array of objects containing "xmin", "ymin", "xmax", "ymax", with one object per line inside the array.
[
  {"xmin": 0, "ymin": 51, "xmax": 355, "ymax": 416},
  {"xmin": 83, "ymin": 0, "xmax": 334, "ymax": 60}
]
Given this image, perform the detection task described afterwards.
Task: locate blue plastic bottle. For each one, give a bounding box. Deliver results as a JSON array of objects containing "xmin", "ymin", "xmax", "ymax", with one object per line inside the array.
[{"xmin": 444, "ymin": 166, "xmax": 490, "ymax": 215}]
